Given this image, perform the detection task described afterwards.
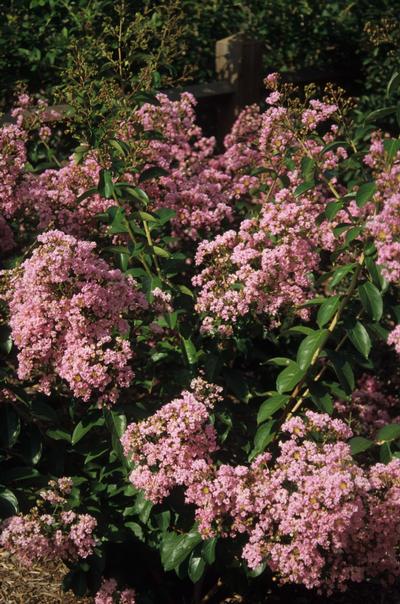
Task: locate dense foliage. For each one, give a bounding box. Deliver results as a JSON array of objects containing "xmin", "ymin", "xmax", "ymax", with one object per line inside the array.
[
  {"xmin": 1, "ymin": 68, "xmax": 400, "ymax": 603},
  {"xmin": 1, "ymin": 1, "xmax": 400, "ymax": 111}
]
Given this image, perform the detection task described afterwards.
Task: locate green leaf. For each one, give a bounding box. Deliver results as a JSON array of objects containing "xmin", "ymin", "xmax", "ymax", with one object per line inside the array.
[
  {"xmin": 104, "ymin": 410, "xmax": 127, "ymax": 467},
  {"xmin": 350, "ymin": 436, "xmax": 374, "ymax": 455},
  {"xmin": 72, "ymin": 416, "xmax": 105, "ymax": 445},
  {"xmin": 0, "ymin": 487, "xmax": 19, "ymax": 517},
  {"xmin": 309, "ymin": 383, "xmax": 333, "ymax": 414},
  {"xmin": 294, "ymin": 180, "xmax": 315, "ymax": 197},
  {"xmin": 139, "ymin": 166, "xmax": 168, "ymax": 182},
  {"xmin": 118, "ymin": 185, "xmax": 149, "ymax": 205},
  {"xmin": 125, "ymin": 522, "xmax": 144, "ymax": 541},
  {"xmin": 346, "ymin": 321, "xmax": 371, "ymax": 358},
  {"xmin": 326, "ymin": 350, "xmax": 355, "ymax": 394},
  {"xmin": 317, "ymin": 296, "xmax": 340, "ymax": 327},
  {"xmin": 177, "ymin": 285, "xmax": 194, "ymax": 298},
  {"xmin": 384, "ymin": 139, "xmax": 400, "ymax": 161},
  {"xmin": 182, "ymin": 338, "xmax": 197, "ymax": 365},
  {"xmin": 161, "ymin": 529, "xmax": 202, "ymax": 572},
  {"xmin": 386, "ymin": 71, "xmax": 400, "ymax": 97},
  {"xmin": 257, "ymin": 394, "xmax": 289, "ymax": 424},
  {"xmin": 276, "ymin": 362, "xmax": 305, "ymax": 393},
  {"xmin": 356, "ymin": 182, "xmax": 376, "ymax": 207},
  {"xmin": 155, "ymin": 208, "xmax": 176, "ymax": 224},
  {"xmin": 0, "ymin": 408, "xmax": 21, "ymax": 448},
  {"xmin": 296, "ymin": 330, "xmax": 328, "ymax": 370},
  {"xmin": 366, "ymin": 106, "xmax": 397, "ymax": 123},
  {"xmin": 365, "ymin": 257, "xmax": 387, "ymax": 290},
  {"xmin": 252, "ymin": 420, "xmax": 275, "ymax": 457},
  {"xmin": 202, "ymin": 538, "xmax": 217, "ymax": 565},
  {"xmin": 358, "ymin": 282, "xmax": 383, "ymax": 321},
  {"xmin": 325, "ymin": 200, "xmax": 343, "ymax": 220},
  {"xmin": 376, "ymin": 424, "xmax": 400, "ymax": 444},
  {"xmin": 301, "ymin": 156, "xmax": 315, "ymax": 181},
  {"xmin": 328, "ymin": 264, "xmax": 356, "ymax": 290},
  {"xmin": 266, "ymin": 357, "xmax": 291, "ymax": 367},
  {"xmin": 98, "ymin": 169, "xmax": 114, "ymax": 198},
  {"xmin": 153, "ymin": 245, "xmax": 171, "ymax": 258},
  {"xmin": 138, "ymin": 211, "xmax": 158, "ymax": 222},
  {"xmin": 188, "ymin": 553, "xmax": 206, "ymax": 583},
  {"xmin": 46, "ymin": 428, "xmax": 71, "ymax": 442}
]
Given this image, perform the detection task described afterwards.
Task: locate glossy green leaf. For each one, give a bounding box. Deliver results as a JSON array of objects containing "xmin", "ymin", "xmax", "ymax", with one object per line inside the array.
[
  {"xmin": 161, "ymin": 529, "xmax": 202, "ymax": 572},
  {"xmin": 188, "ymin": 553, "xmax": 206, "ymax": 583},
  {"xmin": 276, "ymin": 362, "xmax": 305, "ymax": 393},
  {"xmin": 0, "ymin": 487, "xmax": 19, "ymax": 517},
  {"xmin": 326, "ymin": 350, "xmax": 355, "ymax": 394},
  {"xmin": 296, "ymin": 330, "xmax": 328, "ymax": 370},
  {"xmin": 294, "ymin": 180, "xmax": 315, "ymax": 197},
  {"xmin": 346, "ymin": 321, "xmax": 371, "ymax": 358},
  {"xmin": 328, "ymin": 264, "xmax": 356, "ymax": 290},
  {"xmin": 139, "ymin": 166, "xmax": 168, "ymax": 182},
  {"xmin": 358, "ymin": 282, "xmax": 383, "ymax": 321},
  {"xmin": 0, "ymin": 408, "xmax": 21, "ymax": 448},
  {"xmin": 376, "ymin": 424, "xmax": 400, "ymax": 444},
  {"xmin": 386, "ymin": 71, "xmax": 400, "ymax": 97},
  {"xmin": 257, "ymin": 394, "xmax": 289, "ymax": 424},
  {"xmin": 350, "ymin": 436, "xmax": 374, "ymax": 455},
  {"xmin": 356, "ymin": 182, "xmax": 376, "ymax": 207},
  {"xmin": 72, "ymin": 416, "xmax": 105, "ymax": 445},
  {"xmin": 366, "ymin": 106, "xmax": 396, "ymax": 123},
  {"xmin": 317, "ymin": 296, "xmax": 340, "ymax": 327},
  {"xmin": 202, "ymin": 538, "xmax": 217, "ymax": 565}
]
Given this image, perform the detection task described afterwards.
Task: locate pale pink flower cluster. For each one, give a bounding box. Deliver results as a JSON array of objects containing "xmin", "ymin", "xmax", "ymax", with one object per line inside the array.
[
  {"xmin": 192, "ymin": 88, "xmax": 351, "ymax": 334},
  {"xmin": 136, "ymin": 92, "xmax": 233, "ymax": 239},
  {"xmin": 19, "ymin": 154, "xmax": 114, "ymax": 237},
  {"xmin": 183, "ymin": 412, "xmax": 400, "ymax": 593},
  {"xmin": 364, "ymin": 132, "xmax": 400, "ymax": 282},
  {"xmin": 151, "ymin": 287, "xmax": 173, "ymax": 314},
  {"xmin": 0, "ymin": 122, "xmax": 27, "ymax": 218},
  {"xmin": 388, "ymin": 325, "xmax": 400, "ymax": 355},
  {"xmin": 95, "ymin": 578, "xmax": 136, "ymax": 604},
  {"xmin": 335, "ymin": 374, "xmax": 400, "ymax": 437},
  {"xmin": 2, "ymin": 230, "xmax": 147, "ymax": 404},
  {"xmin": 121, "ymin": 378, "xmax": 222, "ymax": 502},
  {"xmin": 0, "ymin": 477, "xmax": 97, "ymax": 565}
]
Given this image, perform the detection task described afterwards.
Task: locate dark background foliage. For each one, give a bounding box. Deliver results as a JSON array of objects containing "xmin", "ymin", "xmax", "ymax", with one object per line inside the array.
[{"xmin": 1, "ymin": 0, "xmax": 400, "ymax": 111}]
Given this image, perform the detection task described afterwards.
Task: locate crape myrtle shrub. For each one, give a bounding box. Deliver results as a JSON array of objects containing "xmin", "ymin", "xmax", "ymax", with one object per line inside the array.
[
  {"xmin": 1, "ymin": 0, "xmax": 400, "ymax": 111},
  {"xmin": 1, "ymin": 74, "xmax": 400, "ymax": 603}
]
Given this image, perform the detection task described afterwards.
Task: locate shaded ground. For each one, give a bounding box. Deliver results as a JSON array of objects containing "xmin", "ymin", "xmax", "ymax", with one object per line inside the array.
[
  {"xmin": 0, "ymin": 551, "xmax": 92, "ymax": 604},
  {"xmin": 1, "ymin": 549, "xmax": 399, "ymax": 604}
]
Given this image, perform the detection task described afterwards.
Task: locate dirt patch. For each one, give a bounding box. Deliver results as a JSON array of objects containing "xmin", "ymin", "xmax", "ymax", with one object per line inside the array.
[{"xmin": 0, "ymin": 551, "xmax": 93, "ymax": 604}]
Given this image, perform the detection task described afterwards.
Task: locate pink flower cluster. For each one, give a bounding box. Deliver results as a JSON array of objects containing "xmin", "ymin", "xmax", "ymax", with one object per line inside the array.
[
  {"xmin": 136, "ymin": 92, "xmax": 233, "ymax": 239},
  {"xmin": 2, "ymin": 230, "xmax": 147, "ymax": 404},
  {"xmin": 335, "ymin": 374, "xmax": 400, "ymax": 437},
  {"xmin": 0, "ymin": 477, "xmax": 97, "ymax": 565},
  {"xmin": 126, "ymin": 391, "xmax": 400, "ymax": 593},
  {"xmin": 19, "ymin": 154, "xmax": 114, "ymax": 237},
  {"xmin": 186, "ymin": 412, "xmax": 400, "ymax": 593},
  {"xmin": 95, "ymin": 578, "xmax": 136, "ymax": 604},
  {"xmin": 121, "ymin": 377, "xmax": 222, "ymax": 502},
  {"xmin": 364, "ymin": 132, "xmax": 400, "ymax": 282},
  {"xmin": 0, "ymin": 122, "xmax": 27, "ymax": 218},
  {"xmin": 388, "ymin": 325, "xmax": 400, "ymax": 355},
  {"xmin": 192, "ymin": 84, "xmax": 352, "ymax": 334}
]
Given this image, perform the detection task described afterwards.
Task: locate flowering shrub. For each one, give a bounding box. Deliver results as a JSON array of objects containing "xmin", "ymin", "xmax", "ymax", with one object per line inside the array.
[
  {"xmin": 0, "ymin": 478, "xmax": 97, "ymax": 565},
  {"xmin": 2, "ymin": 230, "xmax": 147, "ymax": 404},
  {"xmin": 1, "ymin": 76, "xmax": 400, "ymax": 602}
]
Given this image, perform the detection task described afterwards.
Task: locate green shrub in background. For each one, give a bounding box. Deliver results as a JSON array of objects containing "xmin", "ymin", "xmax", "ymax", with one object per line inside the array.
[{"xmin": 1, "ymin": 1, "xmax": 400, "ymax": 111}]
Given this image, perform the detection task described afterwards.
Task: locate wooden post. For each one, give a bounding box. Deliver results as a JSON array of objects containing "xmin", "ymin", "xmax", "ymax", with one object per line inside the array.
[{"xmin": 215, "ymin": 34, "xmax": 264, "ymax": 140}]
